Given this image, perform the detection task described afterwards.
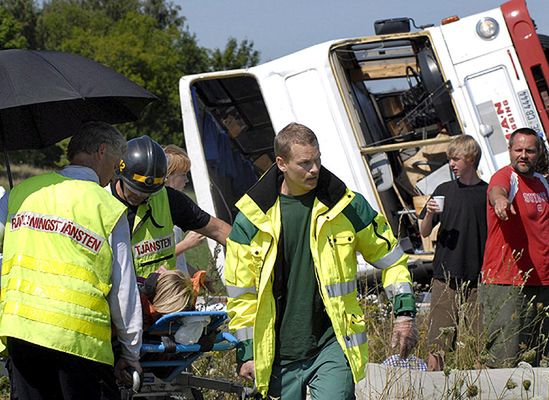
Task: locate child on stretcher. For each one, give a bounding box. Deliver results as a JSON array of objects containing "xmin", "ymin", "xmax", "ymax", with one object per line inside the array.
[{"xmin": 138, "ymin": 267, "xmax": 208, "ymax": 330}]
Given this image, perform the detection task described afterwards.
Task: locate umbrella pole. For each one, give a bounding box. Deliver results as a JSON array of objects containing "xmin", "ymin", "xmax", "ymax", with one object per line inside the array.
[
  {"xmin": 0, "ymin": 122, "xmax": 14, "ymax": 189},
  {"xmin": 3, "ymin": 146, "xmax": 14, "ymax": 189}
]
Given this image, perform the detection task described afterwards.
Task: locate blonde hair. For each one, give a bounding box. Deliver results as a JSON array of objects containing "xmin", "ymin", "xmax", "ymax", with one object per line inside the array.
[
  {"xmin": 447, "ymin": 135, "xmax": 482, "ymax": 168},
  {"xmin": 164, "ymin": 144, "xmax": 191, "ymax": 177},
  {"xmin": 152, "ymin": 270, "xmax": 194, "ymax": 314}
]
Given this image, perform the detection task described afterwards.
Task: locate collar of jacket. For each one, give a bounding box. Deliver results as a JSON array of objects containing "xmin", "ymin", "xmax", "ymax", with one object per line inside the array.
[{"xmin": 245, "ymin": 163, "xmax": 347, "ymax": 213}]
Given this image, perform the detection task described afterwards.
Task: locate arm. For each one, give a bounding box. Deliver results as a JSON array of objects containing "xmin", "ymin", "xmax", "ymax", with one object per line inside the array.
[
  {"xmin": 486, "ymin": 167, "xmax": 516, "ymax": 221},
  {"xmin": 488, "ymin": 185, "xmax": 508, "ymax": 206},
  {"xmin": 108, "ymin": 216, "xmax": 143, "ymax": 379},
  {"xmin": 174, "ymin": 231, "xmax": 205, "ymax": 256},
  {"xmin": 352, "ymin": 193, "xmax": 417, "ymax": 357},
  {"xmin": 352, "ymin": 195, "xmax": 414, "ymax": 308},
  {"xmin": 418, "ymin": 199, "xmax": 440, "ymax": 237},
  {"xmin": 168, "ymin": 188, "xmax": 231, "ymax": 245},
  {"xmin": 225, "ymin": 213, "xmax": 258, "ymax": 380},
  {"xmin": 195, "ymin": 216, "xmax": 231, "ymax": 246},
  {"xmin": 489, "ymin": 185, "xmax": 515, "ymax": 221}
]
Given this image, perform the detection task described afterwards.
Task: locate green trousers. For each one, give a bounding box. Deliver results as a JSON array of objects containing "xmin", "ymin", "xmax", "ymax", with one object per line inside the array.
[{"xmin": 267, "ymin": 339, "xmax": 355, "ymax": 400}]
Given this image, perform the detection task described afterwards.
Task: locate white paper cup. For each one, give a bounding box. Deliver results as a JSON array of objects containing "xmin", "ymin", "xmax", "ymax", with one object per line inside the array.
[{"xmin": 432, "ymin": 196, "xmax": 445, "ymax": 213}]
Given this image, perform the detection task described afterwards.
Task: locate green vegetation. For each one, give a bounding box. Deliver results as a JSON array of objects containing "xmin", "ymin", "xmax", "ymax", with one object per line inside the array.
[
  {"xmin": 0, "ymin": 375, "xmax": 8, "ymax": 400},
  {"xmin": 0, "ymin": 0, "xmax": 260, "ymax": 167}
]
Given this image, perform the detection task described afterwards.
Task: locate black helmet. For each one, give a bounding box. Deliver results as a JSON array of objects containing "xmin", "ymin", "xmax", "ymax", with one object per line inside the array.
[{"xmin": 117, "ymin": 135, "xmax": 167, "ymax": 194}]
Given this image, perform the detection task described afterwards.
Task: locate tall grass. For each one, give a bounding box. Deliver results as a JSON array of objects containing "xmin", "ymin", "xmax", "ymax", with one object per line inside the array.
[{"xmin": 0, "ymin": 376, "xmax": 8, "ymax": 400}]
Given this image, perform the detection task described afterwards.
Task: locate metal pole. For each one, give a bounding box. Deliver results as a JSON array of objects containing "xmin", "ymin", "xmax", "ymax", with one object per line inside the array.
[{"xmin": 0, "ymin": 119, "xmax": 14, "ymax": 189}]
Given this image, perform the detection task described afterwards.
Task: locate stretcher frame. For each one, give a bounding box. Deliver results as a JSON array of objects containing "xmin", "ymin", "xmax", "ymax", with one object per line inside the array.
[{"xmin": 125, "ymin": 310, "xmax": 253, "ymax": 399}]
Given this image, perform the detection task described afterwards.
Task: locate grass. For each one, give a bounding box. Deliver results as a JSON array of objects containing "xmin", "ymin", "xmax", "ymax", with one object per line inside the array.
[
  {"xmin": 0, "ymin": 163, "xmax": 53, "ymax": 191},
  {"xmin": 184, "ymin": 241, "xmax": 212, "ymax": 272},
  {"xmin": 0, "ymin": 376, "xmax": 8, "ymax": 400}
]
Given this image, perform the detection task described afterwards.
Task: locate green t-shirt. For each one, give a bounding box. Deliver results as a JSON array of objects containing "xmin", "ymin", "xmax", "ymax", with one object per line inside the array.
[{"xmin": 275, "ymin": 191, "xmax": 335, "ymax": 363}]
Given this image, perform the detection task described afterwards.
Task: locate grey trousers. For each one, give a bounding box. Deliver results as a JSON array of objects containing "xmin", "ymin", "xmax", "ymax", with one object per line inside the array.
[{"xmin": 479, "ymin": 284, "xmax": 549, "ymax": 367}]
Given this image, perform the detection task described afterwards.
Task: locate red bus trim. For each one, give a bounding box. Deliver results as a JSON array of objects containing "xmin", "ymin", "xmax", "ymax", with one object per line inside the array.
[{"xmin": 502, "ymin": 0, "xmax": 549, "ymax": 137}]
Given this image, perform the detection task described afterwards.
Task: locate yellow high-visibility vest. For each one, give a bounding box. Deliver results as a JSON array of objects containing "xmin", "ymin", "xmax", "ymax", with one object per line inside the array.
[
  {"xmin": 131, "ymin": 188, "xmax": 175, "ymax": 277},
  {"xmin": 0, "ymin": 173, "xmax": 126, "ymax": 365}
]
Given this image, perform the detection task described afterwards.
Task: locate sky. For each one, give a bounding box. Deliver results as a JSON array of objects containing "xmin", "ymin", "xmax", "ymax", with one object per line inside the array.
[{"xmin": 175, "ymin": 0, "xmax": 548, "ymax": 63}]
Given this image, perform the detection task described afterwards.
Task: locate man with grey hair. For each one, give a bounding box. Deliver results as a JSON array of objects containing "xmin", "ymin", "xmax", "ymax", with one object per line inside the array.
[
  {"xmin": 0, "ymin": 121, "xmax": 142, "ymax": 399},
  {"xmin": 66, "ymin": 121, "xmax": 129, "ymax": 186}
]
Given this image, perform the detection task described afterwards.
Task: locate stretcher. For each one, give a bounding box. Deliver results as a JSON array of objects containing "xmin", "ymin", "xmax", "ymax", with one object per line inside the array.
[{"xmin": 121, "ymin": 310, "xmax": 254, "ymax": 400}]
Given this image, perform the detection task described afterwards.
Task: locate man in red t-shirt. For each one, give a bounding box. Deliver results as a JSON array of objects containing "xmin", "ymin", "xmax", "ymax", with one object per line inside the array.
[{"xmin": 480, "ymin": 127, "xmax": 549, "ymax": 367}]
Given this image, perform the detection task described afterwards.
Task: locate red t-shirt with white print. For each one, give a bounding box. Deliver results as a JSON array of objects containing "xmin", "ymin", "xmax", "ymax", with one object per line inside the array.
[{"xmin": 481, "ymin": 165, "xmax": 549, "ymax": 285}]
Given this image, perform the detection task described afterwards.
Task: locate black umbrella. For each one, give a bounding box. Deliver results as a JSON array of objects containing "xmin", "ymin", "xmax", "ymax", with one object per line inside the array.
[{"xmin": 0, "ymin": 49, "xmax": 157, "ymax": 187}]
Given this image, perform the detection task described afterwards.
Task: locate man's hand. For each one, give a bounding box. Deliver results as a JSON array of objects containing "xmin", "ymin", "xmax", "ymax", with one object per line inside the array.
[
  {"xmin": 489, "ymin": 186, "xmax": 515, "ymax": 221},
  {"xmin": 493, "ymin": 196, "xmax": 515, "ymax": 221},
  {"xmin": 114, "ymin": 357, "xmax": 142, "ymax": 386},
  {"xmin": 237, "ymin": 360, "xmax": 255, "ymax": 381},
  {"xmin": 391, "ymin": 316, "xmax": 418, "ymax": 358}
]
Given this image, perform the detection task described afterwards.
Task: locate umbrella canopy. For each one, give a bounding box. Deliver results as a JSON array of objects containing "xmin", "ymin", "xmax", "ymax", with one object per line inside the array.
[{"xmin": 0, "ymin": 49, "xmax": 157, "ymax": 151}]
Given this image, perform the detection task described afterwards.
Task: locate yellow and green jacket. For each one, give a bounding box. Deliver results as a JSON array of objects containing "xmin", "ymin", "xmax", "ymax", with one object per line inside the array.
[
  {"xmin": 0, "ymin": 173, "xmax": 126, "ymax": 365},
  {"xmin": 225, "ymin": 165, "xmax": 415, "ymax": 396},
  {"xmin": 131, "ymin": 187, "xmax": 175, "ymax": 277}
]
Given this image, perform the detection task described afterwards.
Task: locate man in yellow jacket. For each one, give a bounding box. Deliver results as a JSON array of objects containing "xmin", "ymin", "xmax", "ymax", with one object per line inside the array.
[
  {"xmin": 225, "ymin": 123, "xmax": 418, "ymax": 399},
  {"xmin": 0, "ymin": 122, "xmax": 142, "ymax": 400}
]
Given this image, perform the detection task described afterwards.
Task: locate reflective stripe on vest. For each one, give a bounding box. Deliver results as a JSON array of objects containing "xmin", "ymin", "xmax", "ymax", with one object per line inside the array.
[
  {"xmin": 3, "ymin": 275, "xmax": 109, "ymax": 316},
  {"xmin": 325, "ymin": 280, "xmax": 357, "ymax": 297},
  {"xmin": 2, "ymin": 254, "xmax": 111, "ymax": 295},
  {"xmin": 226, "ymin": 285, "xmax": 257, "ymax": 298},
  {"xmin": 235, "ymin": 326, "xmax": 254, "ymax": 341},
  {"xmin": 384, "ymin": 282, "xmax": 413, "ymax": 299},
  {"xmin": 343, "ymin": 332, "xmax": 368, "ymax": 348},
  {"xmin": 370, "ymin": 244, "xmax": 404, "ymax": 269},
  {"xmin": 2, "ymin": 300, "xmax": 111, "ymax": 343}
]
